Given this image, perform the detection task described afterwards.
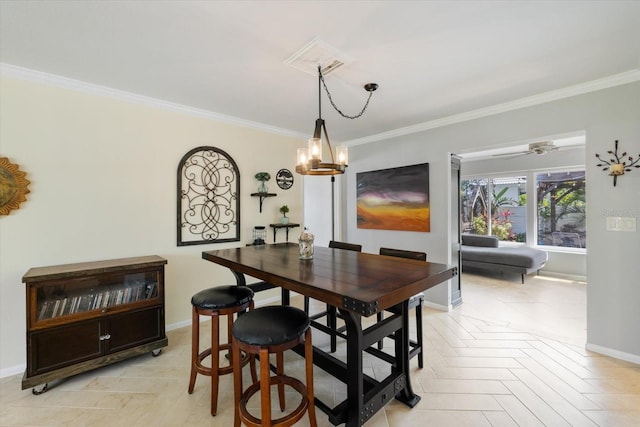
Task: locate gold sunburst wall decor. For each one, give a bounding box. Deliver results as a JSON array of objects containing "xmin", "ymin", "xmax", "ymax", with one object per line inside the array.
[{"xmin": 0, "ymin": 157, "xmax": 31, "ymax": 215}]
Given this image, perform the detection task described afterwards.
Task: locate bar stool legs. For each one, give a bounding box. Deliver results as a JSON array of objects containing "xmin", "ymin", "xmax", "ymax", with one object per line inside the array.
[
  {"xmin": 232, "ymin": 306, "xmax": 317, "ymax": 427},
  {"xmin": 188, "ymin": 286, "xmax": 255, "ymax": 416}
]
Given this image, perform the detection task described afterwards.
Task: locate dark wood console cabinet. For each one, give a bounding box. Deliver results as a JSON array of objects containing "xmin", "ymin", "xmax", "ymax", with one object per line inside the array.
[{"xmin": 22, "ymin": 255, "xmax": 168, "ymax": 393}]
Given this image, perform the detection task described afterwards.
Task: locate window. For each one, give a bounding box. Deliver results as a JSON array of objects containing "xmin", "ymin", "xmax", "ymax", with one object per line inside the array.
[
  {"xmin": 461, "ymin": 169, "xmax": 586, "ymax": 249},
  {"xmin": 536, "ymin": 170, "xmax": 586, "ymax": 248},
  {"xmin": 461, "ymin": 176, "xmax": 527, "ymax": 242}
]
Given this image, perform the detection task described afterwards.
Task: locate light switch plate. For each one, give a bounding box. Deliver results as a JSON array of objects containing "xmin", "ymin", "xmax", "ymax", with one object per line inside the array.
[
  {"xmin": 622, "ymin": 217, "xmax": 636, "ymax": 232},
  {"xmin": 606, "ymin": 217, "xmax": 636, "ymax": 232}
]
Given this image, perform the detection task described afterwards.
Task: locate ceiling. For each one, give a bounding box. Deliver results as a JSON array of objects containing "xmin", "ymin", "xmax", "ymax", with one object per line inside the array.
[
  {"xmin": 1, "ymin": 1, "xmax": 639, "ymax": 147},
  {"xmin": 460, "ymin": 135, "xmax": 586, "ymax": 161}
]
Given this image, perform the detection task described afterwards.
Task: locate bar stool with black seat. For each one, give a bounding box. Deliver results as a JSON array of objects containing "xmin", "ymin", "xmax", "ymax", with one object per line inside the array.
[
  {"xmin": 188, "ymin": 285, "xmax": 256, "ymax": 416},
  {"xmin": 232, "ymin": 305, "xmax": 317, "ymax": 427},
  {"xmin": 303, "ymin": 240, "xmax": 361, "ymax": 353},
  {"xmin": 378, "ymin": 247, "xmax": 427, "ymax": 368}
]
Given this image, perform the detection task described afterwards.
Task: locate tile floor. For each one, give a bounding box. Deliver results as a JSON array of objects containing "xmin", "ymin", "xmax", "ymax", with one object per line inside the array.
[{"xmin": 1, "ymin": 272, "xmax": 639, "ymax": 426}]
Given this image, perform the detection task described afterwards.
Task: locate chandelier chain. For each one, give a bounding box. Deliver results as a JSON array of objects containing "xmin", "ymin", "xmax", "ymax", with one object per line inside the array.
[{"xmin": 319, "ymin": 72, "xmax": 374, "ymax": 120}]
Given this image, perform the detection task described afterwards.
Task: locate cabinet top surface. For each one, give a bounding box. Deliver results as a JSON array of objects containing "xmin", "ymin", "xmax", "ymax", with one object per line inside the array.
[{"xmin": 22, "ymin": 255, "xmax": 167, "ymax": 283}]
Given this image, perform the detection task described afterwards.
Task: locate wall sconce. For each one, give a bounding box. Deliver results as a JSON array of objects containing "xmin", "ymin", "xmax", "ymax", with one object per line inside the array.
[{"xmin": 595, "ymin": 140, "xmax": 640, "ymax": 186}]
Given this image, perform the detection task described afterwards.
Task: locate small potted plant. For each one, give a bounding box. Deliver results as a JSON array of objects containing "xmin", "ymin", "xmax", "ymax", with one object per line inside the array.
[
  {"xmin": 255, "ymin": 172, "xmax": 271, "ymax": 193},
  {"xmin": 279, "ymin": 205, "xmax": 290, "ymax": 224}
]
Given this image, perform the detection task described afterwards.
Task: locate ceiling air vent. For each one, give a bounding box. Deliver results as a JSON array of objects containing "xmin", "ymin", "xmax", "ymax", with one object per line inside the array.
[{"xmin": 284, "ymin": 37, "xmax": 352, "ymax": 76}]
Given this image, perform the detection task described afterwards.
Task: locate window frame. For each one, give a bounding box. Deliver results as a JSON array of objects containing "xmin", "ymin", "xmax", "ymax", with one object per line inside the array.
[
  {"xmin": 533, "ymin": 167, "xmax": 586, "ymax": 253},
  {"xmin": 461, "ymin": 166, "xmax": 587, "ymax": 254},
  {"xmin": 460, "ymin": 173, "xmax": 528, "ymax": 244}
]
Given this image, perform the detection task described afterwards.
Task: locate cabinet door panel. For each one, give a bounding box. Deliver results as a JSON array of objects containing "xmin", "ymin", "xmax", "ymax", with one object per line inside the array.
[
  {"xmin": 29, "ymin": 320, "xmax": 102, "ymax": 375},
  {"xmin": 107, "ymin": 307, "xmax": 164, "ymax": 353}
]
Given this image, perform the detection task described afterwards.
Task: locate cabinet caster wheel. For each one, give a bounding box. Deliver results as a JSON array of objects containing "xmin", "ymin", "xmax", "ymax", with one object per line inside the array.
[
  {"xmin": 32, "ymin": 383, "xmax": 48, "ymax": 395},
  {"xmin": 151, "ymin": 349, "xmax": 162, "ymax": 357}
]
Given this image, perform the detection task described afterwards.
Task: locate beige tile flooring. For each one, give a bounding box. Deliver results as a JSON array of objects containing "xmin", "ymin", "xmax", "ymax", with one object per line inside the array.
[{"xmin": 2, "ymin": 272, "xmax": 639, "ymax": 426}]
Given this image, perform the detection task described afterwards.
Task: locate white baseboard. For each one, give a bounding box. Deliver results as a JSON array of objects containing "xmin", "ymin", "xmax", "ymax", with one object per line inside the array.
[
  {"xmin": 166, "ymin": 318, "xmax": 191, "ymax": 332},
  {"xmin": 422, "ymin": 300, "xmax": 450, "ymax": 312},
  {"xmin": 538, "ymin": 271, "xmax": 587, "ymax": 283},
  {"xmin": 585, "ymin": 342, "xmax": 640, "ymax": 365},
  {"xmin": 0, "ymin": 364, "xmax": 25, "ymax": 379},
  {"xmin": 254, "ymin": 295, "xmax": 282, "ymax": 307}
]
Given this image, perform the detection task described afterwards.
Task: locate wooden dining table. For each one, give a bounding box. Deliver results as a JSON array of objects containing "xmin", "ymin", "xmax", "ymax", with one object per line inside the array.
[{"xmin": 202, "ymin": 243, "xmax": 457, "ymax": 426}]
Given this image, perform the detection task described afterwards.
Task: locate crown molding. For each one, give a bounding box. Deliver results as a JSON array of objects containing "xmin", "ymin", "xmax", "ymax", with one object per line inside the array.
[
  {"xmin": 3, "ymin": 63, "xmax": 638, "ymax": 146},
  {"xmin": 346, "ymin": 69, "xmax": 640, "ymax": 147},
  {"xmin": 0, "ymin": 63, "xmax": 306, "ymax": 139}
]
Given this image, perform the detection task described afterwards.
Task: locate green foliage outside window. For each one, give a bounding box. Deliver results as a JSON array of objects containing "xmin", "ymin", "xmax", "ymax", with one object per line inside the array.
[{"xmin": 472, "ymin": 214, "xmax": 512, "ymax": 240}]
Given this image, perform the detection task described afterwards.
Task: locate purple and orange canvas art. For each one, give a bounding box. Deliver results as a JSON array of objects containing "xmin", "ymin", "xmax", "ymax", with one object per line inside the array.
[{"xmin": 356, "ymin": 163, "xmax": 430, "ymax": 232}]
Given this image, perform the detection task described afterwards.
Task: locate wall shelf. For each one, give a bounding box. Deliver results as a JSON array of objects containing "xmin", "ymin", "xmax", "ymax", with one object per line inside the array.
[
  {"xmin": 269, "ymin": 223, "xmax": 300, "ymax": 242},
  {"xmin": 250, "ymin": 192, "xmax": 276, "ymax": 212}
]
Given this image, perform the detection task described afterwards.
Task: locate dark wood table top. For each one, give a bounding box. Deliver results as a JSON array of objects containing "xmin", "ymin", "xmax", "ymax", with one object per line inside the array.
[{"xmin": 202, "ymin": 243, "xmax": 456, "ymax": 316}]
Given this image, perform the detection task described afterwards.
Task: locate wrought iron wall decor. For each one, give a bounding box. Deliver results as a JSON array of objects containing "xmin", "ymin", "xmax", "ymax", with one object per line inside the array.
[
  {"xmin": 595, "ymin": 140, "xmax": 640, "ymax": 187},
  {"xmin": 177, "ymin": 146, "xmax": 240, "ymax": 246}
]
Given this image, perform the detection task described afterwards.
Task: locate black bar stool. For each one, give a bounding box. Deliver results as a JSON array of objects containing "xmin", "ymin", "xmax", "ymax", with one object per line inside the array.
[
  {"xmin": 188, "ymin": 285, "xmax": 256, "ymax": 416},
  {"xmin": 232, "ymin": 305, "xmax": 317, "ymax": 427},
  {"xmin": 379, "ymin": 247, "xmax": 427, "ymax": 368}
]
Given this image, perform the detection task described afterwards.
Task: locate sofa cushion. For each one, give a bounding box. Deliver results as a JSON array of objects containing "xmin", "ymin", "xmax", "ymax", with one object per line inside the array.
[
  {"xmin": 461, "ymin": 246, "xmax": 547, "ymax": 269},
  {"xmin": 461, "ymin": 234, "xmax": 499, "ymax": 248}
]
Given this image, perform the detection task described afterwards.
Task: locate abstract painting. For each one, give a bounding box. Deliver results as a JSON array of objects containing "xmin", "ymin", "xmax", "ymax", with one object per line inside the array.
[{"xmin": 356, "ymin": 163, "xmax": 430, "ymax": 232}]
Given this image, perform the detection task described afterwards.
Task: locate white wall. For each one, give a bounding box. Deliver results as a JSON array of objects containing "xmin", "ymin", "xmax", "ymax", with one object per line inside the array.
[
  {"xmin": 301, "ymin": 175, "xmax": 334, "ymax": 247},
  {"xmin": 335, "ymin": 82, "xmax": 640, "ymax": 362},
  {"xmin": 0, "ymin": 75, "xmax": 303, "ymax": 375}
]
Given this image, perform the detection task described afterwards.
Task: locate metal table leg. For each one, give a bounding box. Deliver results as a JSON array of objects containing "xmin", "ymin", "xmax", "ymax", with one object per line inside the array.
[
  {"xmin": 393, "ymin": 300, "xmax": 420, "ymax": 407},
  {"xmin": 340, "ymin": 310, "xmax": 364, "ymax": 427}
]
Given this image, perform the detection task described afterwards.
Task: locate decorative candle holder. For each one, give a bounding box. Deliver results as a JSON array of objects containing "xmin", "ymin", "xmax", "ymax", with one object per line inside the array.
[
  {"xmin": 595, "ymin": 140, "xmax": 639, "ymax": 187},
  {"xmin": 609, "ymin": 163, "xmax": 625, "ymax": 175},
  {"xmin": 298, "ymin": 228, "xmax": 314, "ymax": 259}
]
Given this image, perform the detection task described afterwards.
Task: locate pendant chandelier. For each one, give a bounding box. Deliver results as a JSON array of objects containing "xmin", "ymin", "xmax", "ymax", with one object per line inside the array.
[{"xmin": 296, "ymin": 66, "xmax": 377, "ymax": 176}]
